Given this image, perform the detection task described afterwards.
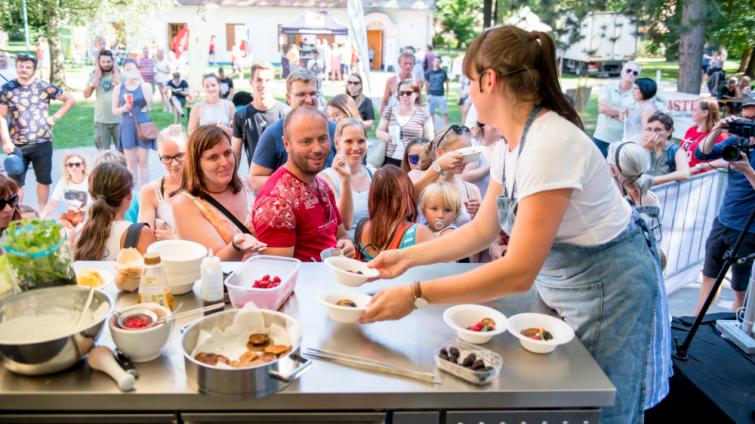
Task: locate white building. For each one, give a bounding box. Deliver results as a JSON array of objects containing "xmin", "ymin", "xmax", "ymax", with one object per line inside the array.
[{"xmin": 154, "ymin": 0, "xmax": 435, "ymax": 72}]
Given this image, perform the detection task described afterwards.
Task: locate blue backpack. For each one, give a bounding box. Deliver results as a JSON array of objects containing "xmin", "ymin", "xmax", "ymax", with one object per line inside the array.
[{"xmin": 665, "ymin": 144, "xmax": 680, "ymax": 172}]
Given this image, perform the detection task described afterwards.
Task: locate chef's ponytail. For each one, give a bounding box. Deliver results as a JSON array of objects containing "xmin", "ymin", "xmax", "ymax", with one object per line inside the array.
[{"xmin": 463, "ymin": 26, "xmax": 583, "ymax": 130}]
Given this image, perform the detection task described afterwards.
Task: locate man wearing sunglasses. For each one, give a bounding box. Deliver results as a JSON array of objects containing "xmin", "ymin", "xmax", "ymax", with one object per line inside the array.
[
  {"xmin": 249, "ymin": 68, "xmax": 336, "ymax": 192},
  {"xmin": 253, "ymin": 106, "xmax": 355, "ymax": 262},
  {"xmin": 593, "ymin": 61, "xmax": 641, "ymax": 158},
  {"xmin": 0, "ymin": 54, "xmax": 75, "ymax": 211}
]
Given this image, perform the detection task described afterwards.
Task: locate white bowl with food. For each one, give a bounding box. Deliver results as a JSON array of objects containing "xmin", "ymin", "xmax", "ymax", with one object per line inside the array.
[
  {"xmin": 456, "ymin": 146, "xmax": 486, "ymax": 163},
  {"xmin": 324, "ymin": 256, "xmax": 379, "ymax": 287},
  {"xmin": 317, "ymin": 292, "xmax": 371, "ymax": 324},
  {"xmin": 147, "ymin": 240, "xmax": 207, "ymax": 293},
  {"xmin": 75, "ymin": 268, "xmax": 114, "ymax": 290},
  {"xmin": 507, "ymin": 312, "xmax": 575, "ymax": 354},
  {"xmin": 442, "ymin": 304, "xmax": 507, "ymax": 344},
  {"xmin": 109, "ymin": 303, "xmax": 172, "ymax": 362}
]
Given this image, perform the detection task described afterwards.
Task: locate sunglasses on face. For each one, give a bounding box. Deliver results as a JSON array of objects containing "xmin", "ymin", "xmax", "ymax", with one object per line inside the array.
[
  {"xmin": 0, "ymin": 193, "xmax": 18, "ymax": 210},
  {"xmin": 408, "ymin": 154, "xmax": 420, "ymax": 165},
  {"xmin": 347, "ymin": 81, "xmax": 361, "ymax": 85},
  {"xmin": 399, "ymin": 90, "xmax": 415, "ymax": 97},
  {"xmin": 625, "ymin": 69, "xmax": 639, "ymax": 76},
  {"xmin": 159, "ymin": 152, "xmax": 186, "ymax": 165},
  {"xmin": 66, "ymin": 162, "xmax": 83, "ymax": 168}
]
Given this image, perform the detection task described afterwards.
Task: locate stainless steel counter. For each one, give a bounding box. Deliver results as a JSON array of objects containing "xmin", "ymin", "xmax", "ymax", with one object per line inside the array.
[{"xmin": 0, "ymin": 261, "xmax": 615, "ymax": 419}]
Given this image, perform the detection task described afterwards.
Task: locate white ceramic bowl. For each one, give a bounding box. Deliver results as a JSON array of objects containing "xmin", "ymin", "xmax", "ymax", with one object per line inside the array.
[
  {"xmin": 147, "ymin": 240, "xmax": 206, "ymax": 292},
  {"xmin": 457, "ymin": 146, "xmax": 485, "ymax": 163},
  {"xmin": 109, "ymin": 303, "xmax": 172, "ymax": 362},
  {"xmin": 317, "ymin": 292, "xmax": 371, "ymax": 324},
  {"xmin": 507, "ymin": 313, "xmax": 575, "ymax": 354},
  {"xmin": 442, "ymin": 304, "xmax": 508, "ymax": 344},
  {"xmin": 324, "ymin": 256, "xmax": 379, "ymax": 287},
  {"xmin": 168, "ymin": 279, "xmax": 196, "ymax": 295}
]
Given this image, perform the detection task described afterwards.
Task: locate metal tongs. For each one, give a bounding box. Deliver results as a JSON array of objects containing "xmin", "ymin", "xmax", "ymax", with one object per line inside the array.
[{"xmin": 304, "ymin": 347, "xmax": 441, "ymax": 385}]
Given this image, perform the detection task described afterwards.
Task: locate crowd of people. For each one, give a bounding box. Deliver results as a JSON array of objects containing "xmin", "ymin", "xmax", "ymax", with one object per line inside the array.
[{"xmin": 0, "ymin": 26, "xmax": 754, "ymax": 424}]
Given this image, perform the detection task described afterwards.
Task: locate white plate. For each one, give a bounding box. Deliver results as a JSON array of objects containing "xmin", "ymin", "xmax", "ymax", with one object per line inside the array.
[{"xmin": 76, "ymin": 269, "xmax": 114, "ymax": 290}]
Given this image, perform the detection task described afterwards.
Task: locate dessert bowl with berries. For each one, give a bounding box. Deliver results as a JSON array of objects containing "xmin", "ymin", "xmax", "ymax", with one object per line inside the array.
[
  {"xmin": 324, "ymin": 256, "xmax": 379, "ymax": 287},
  {"xmin": 442, "ymin": 304, "xmax": 508, "ymax": 344},
  {"xmin": 506, "ymin": 312, "xmax": 575, "ymax": 354},
  {"xmin": 317, "ymin": 291, "xmax": 372, "ymax": 324}
]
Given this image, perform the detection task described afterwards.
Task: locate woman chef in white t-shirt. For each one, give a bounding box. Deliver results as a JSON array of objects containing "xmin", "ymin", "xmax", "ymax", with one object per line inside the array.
[{"xmin": 359, "ymin": 26, "xmax": 667, "ymax": 424}]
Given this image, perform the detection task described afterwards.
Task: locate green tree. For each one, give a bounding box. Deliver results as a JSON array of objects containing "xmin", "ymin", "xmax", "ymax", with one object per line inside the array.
[{"xmin": 436, "ymin": 0, "xmax": 483, "ymax": 48}]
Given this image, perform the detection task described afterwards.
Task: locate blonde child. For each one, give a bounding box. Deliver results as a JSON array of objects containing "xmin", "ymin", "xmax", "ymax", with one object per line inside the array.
[
  {"xmin": 419, "ymin": 182, "xmax": 462, "ymax": 238},
  {"xmin": 40, "ymin": 153, "xmax": 90, "ymax": 228}
]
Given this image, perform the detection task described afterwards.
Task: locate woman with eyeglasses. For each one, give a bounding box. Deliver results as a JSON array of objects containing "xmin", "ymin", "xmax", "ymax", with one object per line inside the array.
[
  {"xmin": 410, "ymin": 125, "xmax": 482, "ymax": 225},
  {"xmin": 360, "ymin": 26, "xmax": 668, "ymax": 424},
  {"xmin": 171, "ymin": 125, "xmax": 266, "ymax": 261},
  {"xmin": 345, "ymin": 73, "xmax": 375, "ymax": 129},
  {"xmin": 376, "ymin": 80, "xmax": 434, "ymax": 167},
  {"xmin": 0, "ymin": 175, "xmax": 21, "ymax": 237},
  {"xmin": 188, "ymin": 74, "xmax": 235, "ymax": 137},
  {"xmin": 401, "ymin": 138, "xmax": 429, "ymax": 172},
  {"xmin": 326, "ymin": 94, "xmax": 361, "ymax": 124},
  {"xmin": 592, "ymin": 61, "xmax": 641, "ymax": 157},
  {"xmin": 138, "ymin": 125, "xmax": 186, "ymax": 240},
  {"xmin": 40, "ymin": 153, "xmax": 91, "ymax": 229},
  {"xmin": 640, "ymin": 111, "xmax": 690, "ymax": 185},
  {"xmin": 319, "ymin": 118, "xmax": 373, "ymax": 238}
]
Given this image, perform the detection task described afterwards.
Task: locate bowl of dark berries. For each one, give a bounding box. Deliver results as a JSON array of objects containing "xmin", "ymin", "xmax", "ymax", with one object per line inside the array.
[
  {"xmin": 435, "ymin": 341, "xmax": 502, "ymax": 385},
  {"xmin": 317, "ymin": 291, "xmax": 372, "ymax": 323},
  {"xmin": 442, "ymin": 304, "xmax": 507, "ymax": 344},
  {"xmin": 324, "ymin": 256, "xmax": 379, "ymax": 287},
  {"xmin": 507, "ymin": 313, "xmax": 575, "ymax": 354}
]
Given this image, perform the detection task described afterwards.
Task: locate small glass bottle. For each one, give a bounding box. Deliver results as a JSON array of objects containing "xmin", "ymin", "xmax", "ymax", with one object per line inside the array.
[
  {"xmin": 138, "ymin": 253, "xmax": 175, "ymax": 311},
  {"xmin": 199, "ymin": 255, "xmax": 224, "ymax": 315}
]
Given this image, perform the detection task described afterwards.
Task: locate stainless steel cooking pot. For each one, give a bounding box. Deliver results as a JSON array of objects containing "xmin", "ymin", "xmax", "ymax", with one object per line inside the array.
[
  {"xmin": 0, "ymin": 286, "xmax": 113, "ymax": 375},
  {"xmin": 181, "ymin": 309, "xmax": 311, "ymax": 399}
]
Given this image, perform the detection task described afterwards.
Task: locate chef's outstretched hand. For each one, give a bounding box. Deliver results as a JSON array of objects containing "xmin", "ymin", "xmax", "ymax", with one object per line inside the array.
[
  {"xmin": 359, "ymin": 285, "xmax": 414, "ymax": 323},
  {"xmin": 367, "ymin": 249, "xmax": 412, "ymax": 280}
]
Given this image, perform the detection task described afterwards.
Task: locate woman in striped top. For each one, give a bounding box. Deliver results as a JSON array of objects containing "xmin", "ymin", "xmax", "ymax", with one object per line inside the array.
[{"xmin": 376, "ymin": 80, "xmax": 434, "ymax": 167}]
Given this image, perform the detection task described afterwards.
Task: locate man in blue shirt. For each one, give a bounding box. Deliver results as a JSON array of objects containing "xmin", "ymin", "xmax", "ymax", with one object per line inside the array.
[
  {"xmin": 694, "ymin": 97, "xmax": 755, "ymax": 314},
  {"xmin": 424, "ymin": 57, "xmax": 449, "ymax": 127},
  {"xmin": 249, "ymin": 68, "xmax": 335, "ymax": 191}
]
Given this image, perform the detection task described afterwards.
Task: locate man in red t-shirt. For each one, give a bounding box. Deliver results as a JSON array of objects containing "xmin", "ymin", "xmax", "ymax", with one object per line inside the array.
[{"xmin": 252, "ymin": 107, "xmax": 355, "ymax": 262}]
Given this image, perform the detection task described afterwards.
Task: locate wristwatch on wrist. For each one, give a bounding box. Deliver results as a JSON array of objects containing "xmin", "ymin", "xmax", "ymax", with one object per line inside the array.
[
  {"xmin": 430, "ymin": 160, "xmax": 447, "ymax": 178},
  {"xmin": 411, "ymin": 281, "xmax": 429, "ymax": 309}
]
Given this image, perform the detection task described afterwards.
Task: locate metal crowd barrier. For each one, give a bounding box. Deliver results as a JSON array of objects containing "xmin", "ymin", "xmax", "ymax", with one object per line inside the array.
[{"xmin": 652, "ymin": 170, "xmax": 726, "ymax": 293}]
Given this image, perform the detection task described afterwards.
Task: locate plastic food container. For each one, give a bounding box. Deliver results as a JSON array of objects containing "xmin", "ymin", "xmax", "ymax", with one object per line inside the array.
[
  {"xmin": 434, "ymin": 340, "xmax": 502, "ymax": 385},
  {"xmin": 224, "ymin": 256, "xmax": 300, "ymax": 310}
]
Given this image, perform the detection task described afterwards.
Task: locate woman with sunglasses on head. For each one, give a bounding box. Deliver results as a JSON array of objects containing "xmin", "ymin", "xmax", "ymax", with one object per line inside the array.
[
  {"xmin": 171, "ymin": 125, "xmax": 266, "ymax": 261},
  {"xmin": 345, "ymin": 73, "xmax": 375, "ymax": 129},
  {"xmin": 376, "ymin": 80, "xmax": 434, "ymax": 167},
  {"xmin": 401, "ymin": 137, "xmax": 429, "ymax": 172},
  {"xmin": 40, "ymin": 153, "xmax": 90, "ymax": 229},
  {"xmin": 188, "ymin": 74, "xmax": 235, "ymax": 137},
  {"xmin": 138, "ymin": 125, "xmax": 186, "ymax": 240},
  {"xmin": 592, "ymin": 61, "xmax": 641, "ymax": 157},
  {"xmin": 360, "ymin": 26, "xmax": 668, "ymax": 424},
  {"xmin": 0, "ymin": 175, "xmax": 21, "ymax": 237},
  {"xmin": 410, "ymin": 124, "xmax": 482, "ymax": 224},
  {"xmin": 319, "ymin": 118, "xmax": 373, "ymax": 238}
]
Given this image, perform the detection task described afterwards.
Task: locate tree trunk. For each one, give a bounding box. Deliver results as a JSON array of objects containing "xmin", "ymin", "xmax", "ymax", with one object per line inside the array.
[
  {"xmin": 483, "ymin": 0, "xmax": 493, "ymax": 29},
  {"xmin": 46, "ymin": 0, "xmax": 66, "ymax": 87},
  {"xmin": 677, "ymin": 0, "xmax": 706, "ymax": 94},
  {"xmin": 737, "ymin": 48, "xmax": 752, "ymax": 73}
]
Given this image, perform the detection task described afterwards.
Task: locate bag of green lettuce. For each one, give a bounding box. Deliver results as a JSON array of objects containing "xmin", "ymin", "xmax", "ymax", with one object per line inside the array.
[{"xmin": 0, "ymin": 219, "xmax": 76, "ymax": 292}]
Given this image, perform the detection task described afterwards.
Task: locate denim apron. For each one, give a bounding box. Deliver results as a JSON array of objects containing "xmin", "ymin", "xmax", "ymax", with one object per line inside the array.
[{"xmin": 497, "ymin": 108, "xmax": 662, "ymax": 424}]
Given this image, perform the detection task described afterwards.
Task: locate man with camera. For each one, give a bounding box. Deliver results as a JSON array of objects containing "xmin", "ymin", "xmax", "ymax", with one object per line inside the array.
[{"xmin": 693, "ymin": 97, "xmax": 755, "ymax": 314}]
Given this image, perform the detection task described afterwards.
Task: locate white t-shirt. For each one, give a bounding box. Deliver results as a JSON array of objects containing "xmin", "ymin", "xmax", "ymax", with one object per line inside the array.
[
  {"xmin": 490, "ymin": 111, "xmax": 631, "ymax": 246},
  {"xmin": 51, "ymin": 179, "xmax": 90, "ymax": 212}
]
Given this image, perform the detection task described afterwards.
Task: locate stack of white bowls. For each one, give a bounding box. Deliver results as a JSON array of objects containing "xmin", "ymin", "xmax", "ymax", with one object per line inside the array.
[{"xmin": 146, "ymin": 240, "xmax": 207, "ymax": 295}]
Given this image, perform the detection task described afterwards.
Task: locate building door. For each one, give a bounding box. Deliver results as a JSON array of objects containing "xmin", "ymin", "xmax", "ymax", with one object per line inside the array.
[{"xmin": 367, "ymin": 29, "xmax": 382, "ymax": 70}]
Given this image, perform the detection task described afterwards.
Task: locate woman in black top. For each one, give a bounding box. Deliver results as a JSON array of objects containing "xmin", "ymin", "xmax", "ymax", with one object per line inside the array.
[{"xmin": 345, "ymin": 73, "xmax": 375, "ymax": 129}]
